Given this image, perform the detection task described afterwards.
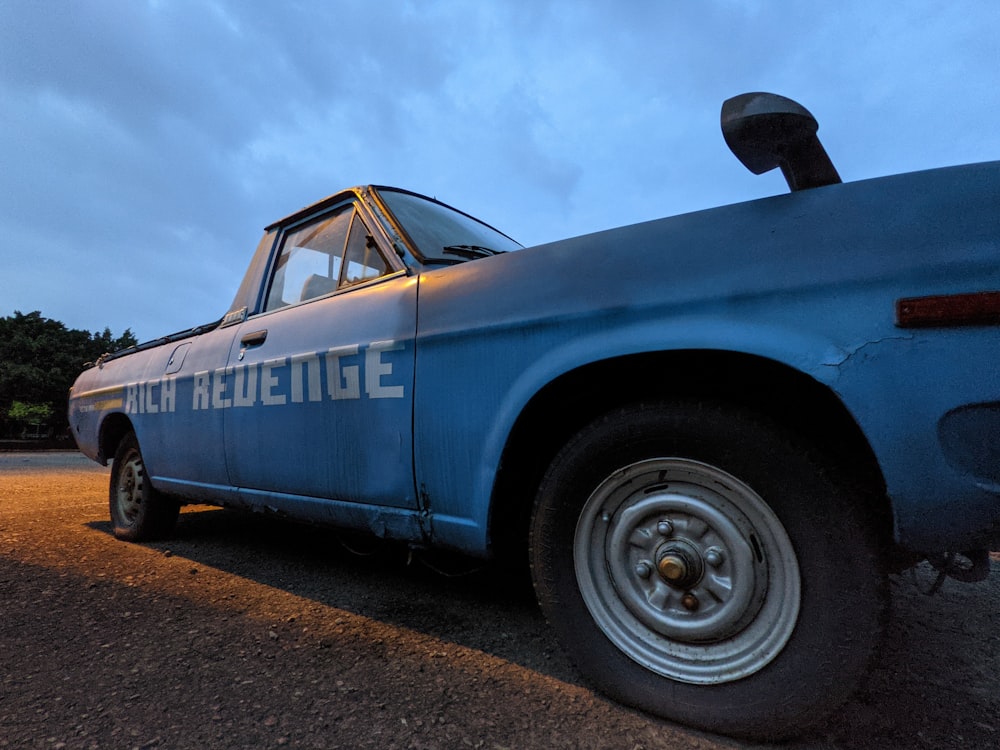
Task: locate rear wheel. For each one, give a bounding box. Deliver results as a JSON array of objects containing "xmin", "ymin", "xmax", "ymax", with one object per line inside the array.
[
  {"xmin": 529, "ymin": 402, "xmax": 887, "ymax": 740},
  {"xmin": 109, "ymin": 431, "xmax": 179, "ymax": 541}
]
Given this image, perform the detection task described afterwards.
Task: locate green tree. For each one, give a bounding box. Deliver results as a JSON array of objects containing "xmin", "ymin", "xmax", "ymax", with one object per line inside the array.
[
  {"xmin": 6, "ymin": 401, "xmax": 54, "ymax": 437},
  {"xmin": 0, "ymin": 311, "xmax": 137, "ymax": 439}
]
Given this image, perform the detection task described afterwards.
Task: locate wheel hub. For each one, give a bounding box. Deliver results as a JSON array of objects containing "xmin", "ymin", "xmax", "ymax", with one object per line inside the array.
[{"xmin": 655, "ymin": 539, "xmax": 703, "ymax": 589}]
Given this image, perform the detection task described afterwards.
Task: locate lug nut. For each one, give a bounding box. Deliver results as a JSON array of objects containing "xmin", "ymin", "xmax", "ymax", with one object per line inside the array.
[
  {"xmin": 705, "ymin": 548, "xmax": 724, "ymax": 568},
  {"xmin": 681, "ymin": 593, "xmax": 700, "ymax": 611},
  {"xmin": 634, "ymin": 562, "xmax": 653, "ymax": 579},
  {"xmin": 656, "ymin": 520, "xmax": 674, "ymax": 537}
]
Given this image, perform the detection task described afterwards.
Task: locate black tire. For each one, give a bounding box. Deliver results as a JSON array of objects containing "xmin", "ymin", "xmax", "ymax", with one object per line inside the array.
[
  {"xmin": 529, "ymin": 401, "xmax": 887, "ymax": 740},
  {"xmin": 109, "ymin": 431, "xmax": 179, "ymax": 542}
]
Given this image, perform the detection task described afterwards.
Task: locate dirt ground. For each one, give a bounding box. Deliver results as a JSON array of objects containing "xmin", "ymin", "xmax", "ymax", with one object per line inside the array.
[{"xmin": 1, "ymin": 452, "xmax": 997, "ymax": 749}]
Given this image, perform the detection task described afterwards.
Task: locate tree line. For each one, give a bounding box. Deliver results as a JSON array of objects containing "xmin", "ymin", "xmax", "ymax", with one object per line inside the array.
[{"xmin": 0, "ymin": 311, "xmax": 137, "ymax": 440}]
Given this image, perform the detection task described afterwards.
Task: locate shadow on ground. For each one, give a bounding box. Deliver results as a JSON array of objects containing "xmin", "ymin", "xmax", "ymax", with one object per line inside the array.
[{"xmin": 88, "ymin": 505, "xmax": 999, "ymax": 749}]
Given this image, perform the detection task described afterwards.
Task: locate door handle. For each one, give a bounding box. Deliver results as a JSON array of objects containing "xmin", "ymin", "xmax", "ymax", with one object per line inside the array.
[
  {"xmin": 240, "ymin": 329, "xmax": 268, "ymax": 347},
  {"xmin": 238, "ymin": 329, "xmax": 267, "ymax": 360}
]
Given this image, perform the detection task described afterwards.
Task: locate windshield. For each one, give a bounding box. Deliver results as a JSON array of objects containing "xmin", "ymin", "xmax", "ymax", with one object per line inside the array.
[{"xmin": 375, "ymin": 188, "xmax": 522, "ymax": 263}]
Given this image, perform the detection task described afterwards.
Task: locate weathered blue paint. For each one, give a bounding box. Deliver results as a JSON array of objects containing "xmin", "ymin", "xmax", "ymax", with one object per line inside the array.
[
  {"xmin": 69, "ymin": 159, "xmax": 1000, "ymax": 559},
  {"xmin": 408, "ymin": 163, "xmax": 1000, "ymax": 554}
]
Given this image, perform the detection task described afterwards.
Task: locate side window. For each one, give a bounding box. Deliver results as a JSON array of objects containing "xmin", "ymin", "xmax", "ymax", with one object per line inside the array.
[
  {"xmin": 265, "ymin": 204, "xmax": 389, "ymax": 311},
  {"xmin": 343, "ymin": 212, "xmax": 388, "ymax": 286}
]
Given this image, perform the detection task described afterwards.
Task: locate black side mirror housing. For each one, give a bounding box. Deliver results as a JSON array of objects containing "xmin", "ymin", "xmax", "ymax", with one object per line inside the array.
[{"xmin": 721, "ymin": 92, "xmax": 842, "ymax": 192}]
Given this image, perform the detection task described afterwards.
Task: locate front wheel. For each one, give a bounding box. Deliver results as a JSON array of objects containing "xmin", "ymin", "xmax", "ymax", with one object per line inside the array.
[
  {"xmin": 529, "ymin": 402, "xmax": 887, "ymax": 740},
  {"xmin": 109, "ymin": 431, "xmax": 179, "ymax": 541}
]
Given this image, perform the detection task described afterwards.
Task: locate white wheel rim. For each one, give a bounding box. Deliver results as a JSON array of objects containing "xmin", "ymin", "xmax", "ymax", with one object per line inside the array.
[
  {"xmin": 574, "ymin": 458, "xmax": 801, "ymax": 684},
  {"xmin": 115, "ymin": 452, "xmax": 144, "ymax": 526}
]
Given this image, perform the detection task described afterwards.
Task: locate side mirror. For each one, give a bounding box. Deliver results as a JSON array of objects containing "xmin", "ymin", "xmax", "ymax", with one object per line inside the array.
[{"xmin": 721, "ymin": 92, "xmax": 841, "ymax": 192}]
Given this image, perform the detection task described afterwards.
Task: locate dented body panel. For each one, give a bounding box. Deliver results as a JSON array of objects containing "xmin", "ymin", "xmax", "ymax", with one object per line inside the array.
[{"xmin": 69, "ymin": 163, "xmax": 1000, "ymax": 558}]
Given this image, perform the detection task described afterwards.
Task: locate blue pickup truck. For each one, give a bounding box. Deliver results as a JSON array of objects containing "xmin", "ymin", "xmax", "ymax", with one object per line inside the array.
[{"xmin": 68, "ymin": 93, "xmax": 1000, "ymax": 739}]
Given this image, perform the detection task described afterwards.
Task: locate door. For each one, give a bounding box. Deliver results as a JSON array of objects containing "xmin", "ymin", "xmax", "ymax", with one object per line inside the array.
[{"xmin": 223, "ymin": 199, "xmax": 419, "ymax": 508}]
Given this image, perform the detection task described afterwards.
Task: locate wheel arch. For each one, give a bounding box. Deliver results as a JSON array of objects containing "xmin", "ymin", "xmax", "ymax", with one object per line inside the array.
[
  {"xmin": 487, "ymin": 348, "xmax": 893, "ymax": 566},
  {"xmin": 97, "ymin": 412, "xmax": 135, "ymax": 466}
]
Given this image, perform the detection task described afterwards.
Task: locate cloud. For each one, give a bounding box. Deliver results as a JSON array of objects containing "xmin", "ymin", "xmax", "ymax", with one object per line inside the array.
[{"xmin": 1, "ymin": 0, "xmax": 999, "ymax": 339}]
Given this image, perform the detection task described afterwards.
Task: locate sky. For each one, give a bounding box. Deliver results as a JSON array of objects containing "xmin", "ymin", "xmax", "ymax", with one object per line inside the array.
[{"xmin": 2, "ymin": 0, "xmax": 999, "ymax": 341}]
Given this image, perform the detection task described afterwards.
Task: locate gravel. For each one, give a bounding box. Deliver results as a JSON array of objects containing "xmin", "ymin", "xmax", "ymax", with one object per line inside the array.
[{"xmin": 1, "ymin": 452, "xmax": 997, "ymax": 749}]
